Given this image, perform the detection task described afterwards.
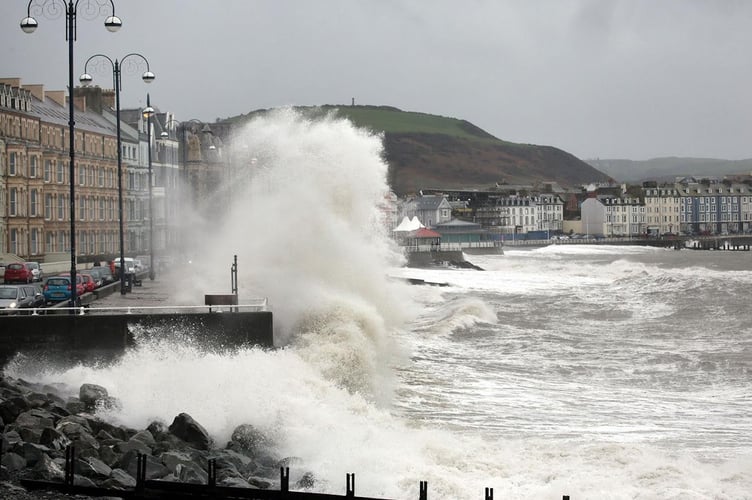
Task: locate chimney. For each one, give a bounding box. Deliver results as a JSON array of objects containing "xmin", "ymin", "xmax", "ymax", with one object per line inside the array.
[
  {"xmin": 74, "ymin": 85, "xmax": 104, "ymax": 114},
  {"xmin": 46, "ymin": 90, "xmax": 66, "ymax": 107},
  {"xmin": 102, "ymin": 89, "xmax": 115, "ymax": 110},
  {"xmin": 23, "ymin": 84, "xmax": 45, "ymax": 101},
  {"xmin": 0, "ymin": 78, "xmax": 22, "ymax": 88},
  {"xmin": 73, "ymin": 95, "xmax": 86, "ymax": 112}
]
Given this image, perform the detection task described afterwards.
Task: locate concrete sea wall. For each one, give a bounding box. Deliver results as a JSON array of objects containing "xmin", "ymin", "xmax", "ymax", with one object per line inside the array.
[{"xmin": 0, "ymin": 311, "xmax": 274, "ymax": 367}]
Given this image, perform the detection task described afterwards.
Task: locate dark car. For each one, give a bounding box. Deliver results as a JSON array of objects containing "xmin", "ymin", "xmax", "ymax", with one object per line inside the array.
[
  {"xmin": 3, "ymin": 262, "xmax": 38, "ymax": 283},
  {"xmin": 0, "ymin": 284, "xmax": 46, "ymax": 313}
]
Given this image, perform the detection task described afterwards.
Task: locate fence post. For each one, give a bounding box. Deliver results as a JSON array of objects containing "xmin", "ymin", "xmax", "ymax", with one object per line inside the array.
[
  {"xmin": 208, "ymin": 458, "xmax": 216, "ymax": 488},
  {"xmin": 346, "ymin": 473, "xmax": 355, "ymax": 497},
  {"xmin": 64, "ymin": 445, "xmax": 75, "ymax": 486},
  {"xmin": 419, "ymin": 480, "xmax": 428, "ymax": 500},
  {"xmin": 280, "ymin": 467, "xmax": 290, "ymax": 492}
]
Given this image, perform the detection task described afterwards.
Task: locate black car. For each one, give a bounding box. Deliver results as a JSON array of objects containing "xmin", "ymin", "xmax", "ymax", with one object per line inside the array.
[{"xmin": 0, "ymin": 284, "xmax": 46, "ymax": 313}]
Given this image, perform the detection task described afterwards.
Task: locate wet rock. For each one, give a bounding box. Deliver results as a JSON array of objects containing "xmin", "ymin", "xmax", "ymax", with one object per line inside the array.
[
  {"xmin": 20, "ymin": 442, "xmax": 52, "ymax": 467},
  {"xmin": 0, "ymin": 396, "xmax": 30, "ymax": 424},
  {"xmin": 40, "ymin": 426, "xmax": 72, "ymax": 451},
  {"xmin": 229, "ymin": 423, "xmax": 267, "ymax": 455},
  {"xmin": 296, "ymin": 471, "xmax": 316, "ymax": 489},
  {"xmin": 79, "ymin": 383, "xmax": 109, "ymax": 409},
  {"xmin": 28, "ymin": 452, "xmax": 63, "ymax": 481},
  {"xmin": 119, "ymin": 450, "xmax": 169, "ymax": 480},
  {"xmin": 77, "ymin": 455, "xmax": 112, "ymax": 479},
  {"xmin": 168, "ymin": 413, "xmax": 211, "ymax": 450},
  {"xmin": 1, "ymin": 452, "xmax": 26, "ymax": 472},
  {"xmin": 104, "ymin": 467, "xmax": 137, "ymax": 489}
]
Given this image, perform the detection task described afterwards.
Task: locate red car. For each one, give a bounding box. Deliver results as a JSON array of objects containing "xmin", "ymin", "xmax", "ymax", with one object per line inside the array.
[
  {"xmin": 79, "ymin": 273, "xmax": 97, "ymax": 293},
  {"xmin": 4, "ymin": 262, "xmax": 35, "ymax": 283}
]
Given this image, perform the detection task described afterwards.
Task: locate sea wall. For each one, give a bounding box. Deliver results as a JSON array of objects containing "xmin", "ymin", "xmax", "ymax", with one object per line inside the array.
[{"xmin": 0, "ymin": 312, "xmax": 273, "ymax": 367}]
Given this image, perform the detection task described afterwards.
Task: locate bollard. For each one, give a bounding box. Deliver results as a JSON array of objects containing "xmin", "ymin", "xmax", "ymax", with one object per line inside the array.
[{"xmin": 485, "ymin": 487, "xmax": 493, "ymax": 500}]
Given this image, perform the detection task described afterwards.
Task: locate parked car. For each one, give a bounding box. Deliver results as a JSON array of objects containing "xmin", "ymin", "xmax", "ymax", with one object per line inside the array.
[
  {"xmin": 79, "ymin": 273, "xmax": 96, "ymax": 293},
  {"xmin": 84, "ymin": 267, "xmax": 106, "ymax": 288},
  {"xmin": 43, "ymin": 275, "xmax": 85, "ymax": 304},
  {"xmin": 3, "ymin": 262, "xmax": 42, "ymax": 283},
  {"xmin": 0, "ymin": 284, "xmax": 45, "ymax": 313}
]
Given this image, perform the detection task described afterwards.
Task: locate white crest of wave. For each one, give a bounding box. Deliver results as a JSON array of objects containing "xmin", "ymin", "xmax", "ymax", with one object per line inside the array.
[{"xmin": 155, "ymin": 108, "xmax": 417, "ymax": 399}]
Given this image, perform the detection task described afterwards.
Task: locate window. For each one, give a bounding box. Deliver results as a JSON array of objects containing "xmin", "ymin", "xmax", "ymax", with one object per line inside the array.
[
  {"xmin": 46, "ymin": 232, "xmax": 54, "ymax": 253},
  {"xmin": 57, "ymin": 195, "xmax": 65, "ymax": 220},
  {"xmin": 9, "ymin": 188, "xmax": 17, "ymax": 216},
  {"xmin": 30, "ymin": 229, "xmax": 39, "ymax": 255},
  {"xmin": 30, "ymin": 156, "xmax": 37, "ymax": 177},
  {"xmin": 57, "ymin": 162, "xmax": 65, "ymax": 183},
  {"xmin": 30, "ymin": 189, "xmax": 38, "ymax": 216},
  {"xmin": 45, "ymin": 193, "xmax": 52, "ymax": 219},
  {"xmin": 99, "ymin": 168, "xmax": 104, "ymax": 187},
  {"xmin": 9, "ymin": 152, "xmax": 17, "ymax": 175},
  {"xmin": 10, "ymin": 229, "xmax": 18, "ymax": 254},
  {"xmin": 44, "ymin": 160, "xmax": 52, "ymax": 182},
  {"xmin": 79, "ymin": 164, "xmax": 86, "ymax": 185}
]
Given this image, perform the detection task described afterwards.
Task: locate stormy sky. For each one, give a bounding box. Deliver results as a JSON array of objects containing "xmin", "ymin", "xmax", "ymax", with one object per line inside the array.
[{"xmin": 3, "ymin": 0, "xmax": 752, "ymax": 161}]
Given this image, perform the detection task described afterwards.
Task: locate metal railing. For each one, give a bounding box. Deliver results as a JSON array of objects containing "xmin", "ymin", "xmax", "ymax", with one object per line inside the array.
[{"xmin": 39, "ymin": 300, "xmax": 269, "ymax": 316}]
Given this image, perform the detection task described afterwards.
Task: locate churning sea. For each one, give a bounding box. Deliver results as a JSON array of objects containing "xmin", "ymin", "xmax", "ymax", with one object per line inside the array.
[{"xmin": 6, "ymin": 110, "xmax": 751, "ymax": 499}]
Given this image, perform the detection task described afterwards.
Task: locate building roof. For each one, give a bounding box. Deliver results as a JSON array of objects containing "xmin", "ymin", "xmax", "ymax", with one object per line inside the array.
[
  {"xmin": 28, "ymin": 93, "xmax": 117, "ymax": 136},
  {"xmin": 414, "ymin": 228, "xmax": 442, "ymax": 239}
]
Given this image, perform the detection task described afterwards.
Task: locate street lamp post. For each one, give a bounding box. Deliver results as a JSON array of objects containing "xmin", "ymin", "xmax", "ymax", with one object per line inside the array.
[
  {"xmin": 143, "ymin": 95, "xmax": 155, "ymax": 280},
  {"xmin": 20, "ymin": 0, "xmax": 122, "ymax": 308},
  {"xmin": 80, "ymin": 53, "xmax": 155, "ymax": 294}
]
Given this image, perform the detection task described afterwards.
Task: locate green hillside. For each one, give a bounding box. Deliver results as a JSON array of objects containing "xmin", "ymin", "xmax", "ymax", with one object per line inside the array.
[{"xmin": 227, "ymin": 105, "xmax": 609, "ymax": 195}]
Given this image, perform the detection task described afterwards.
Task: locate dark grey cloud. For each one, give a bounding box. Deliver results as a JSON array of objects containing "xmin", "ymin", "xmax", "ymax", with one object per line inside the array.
[{"xmin": 3, "ymin": 0, "xmax": 752, "ymax": 160}]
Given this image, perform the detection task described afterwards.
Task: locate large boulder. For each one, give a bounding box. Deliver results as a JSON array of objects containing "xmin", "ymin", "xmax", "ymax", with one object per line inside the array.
[
  {"xmin": 168, "ymin": 413, "xmax": 211, "ymax": 450},
  {"xmin": 79, "ymin": 384, "xmax": 109, "ymax": 410}
]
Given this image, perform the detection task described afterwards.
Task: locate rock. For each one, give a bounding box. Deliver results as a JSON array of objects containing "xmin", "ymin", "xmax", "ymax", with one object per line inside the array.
[
  {"xmin": 295, "ymin": 471, "xmax": 316, "ymax": 489},
  {"xmin": 79, "ymin": 383, "xmax": 109, "ymax": 410},
  {"xmin": 73, "ymin": 474, "xmax": 97, "ymax": 487},
  {"xmin": 130, "ymin": 429, "xmax": 156, "ymax": 447},
  {"xmin": 0, "ymin": 396, "xmax": 30, "ymax": 424},
  {"xmin": 119, "ymin": 450, "xmax": 169, "ymax": 480},
  {"xmin": 14, "ymin": 408, "xmax": 56, "ymax": 429},
  {"xmin": 40, "ymin": 426, "xmax": 72, "ymax": 451},
  {"xmin": 76, "ymin": 456, "xmax": 112, "ymax": 479},
  {"xmin": 168, "ymin": 413, "xmax": 211, "ymax": 450},
  {"xmin": 104, "ymin": 468, "xmax": 137, "ymax": 489},
  {"xmin": 20, "ymin": 442, "xmax": 52, "ymax": 467},
  {"xmin": 177, "ymin": 461, "xmax": 208, "ymax": 484},
  {"xmin": 160, "ymin": 451, "xmax": 196, "ymax": 475},
  {"xmin": 29, "ymin": 452, "xmax": 64, "ymax": 481},
  {"xmin": 98, "ymin": 444, "xmax": 121, "ymax": 468},
  {"xmin": 247, "ymin": 475, "xmax": 273, "ymax": 489},
  {"xmin": 65, "ymin": 398, "xmax": 86, "ymax": 415},
  {"xmin": 1, "ymin": 452, "xmax": 26, "ymax": 472},
  {"xmin": 115, "ymin": 438, "xmax": 151, "ymax": 456},
  {"xmin": 229, "ymin": 424, "xmax": 268, "ymax": 455}
]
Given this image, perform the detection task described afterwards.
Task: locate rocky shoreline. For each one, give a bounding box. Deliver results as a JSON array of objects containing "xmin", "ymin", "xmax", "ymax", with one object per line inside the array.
[{"xmin": 0, "ymin": 375, "xmax": 311, "ymax": 499}]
